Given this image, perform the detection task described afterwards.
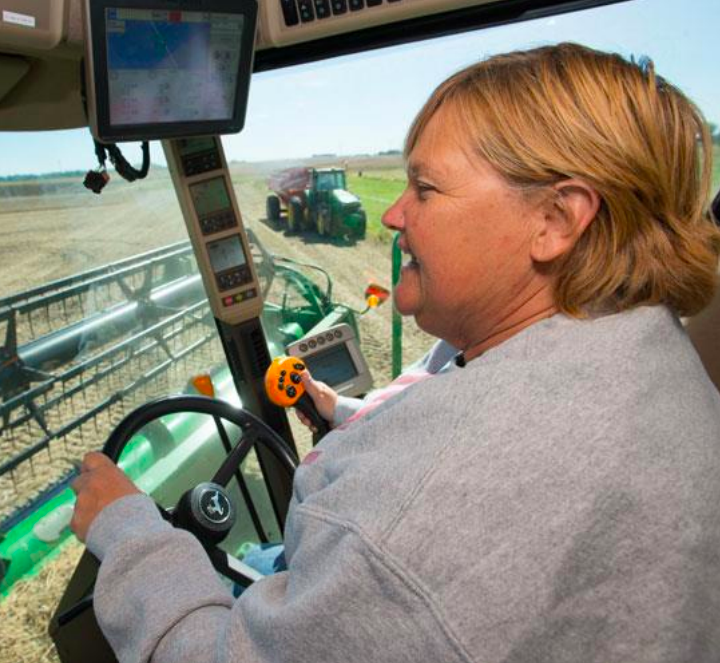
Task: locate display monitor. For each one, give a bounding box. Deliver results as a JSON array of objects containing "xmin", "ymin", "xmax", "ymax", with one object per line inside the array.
[
  {"xmin": 83, "ymin": 1, "xmax": 257, "ymax": 142},
  {"xmin": 304, "ymin": 343, "xmax": 359, "ymax": 387},
  {"xmin": 178, "ymin": 136, "xmax": 218, "ymax": 157},
  {"xmin": 190, "ymin": 177, "xmax": 232, "ymax": 218},
  {"xmin": 207, "ymin": 235, "xmax": 247, "ymax": 274},
  {"xmin": 285, "ymin": 323, "xmax": 374, "ymax": 397}
]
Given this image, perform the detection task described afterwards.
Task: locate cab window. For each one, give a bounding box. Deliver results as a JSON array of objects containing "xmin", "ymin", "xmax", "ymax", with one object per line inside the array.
[{"xmin": 2, "ymin": 1, "xmax": 719, "ymax": 660}]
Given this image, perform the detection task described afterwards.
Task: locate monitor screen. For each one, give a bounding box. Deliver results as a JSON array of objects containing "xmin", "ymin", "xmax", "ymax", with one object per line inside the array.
[
  {"xmin": 207, "ymin": 235, "xmax": 247, "ymax": 274},
  {"xmin": 190, "ymin": 177, "xmax": 232, "ymax": 217},
  {"xmin": 84, "ymin": 1, "xmax": 257, "ymax": 142},
  {"xmin": 304, "ymin": 344, "xmax": 359, "ymax": 387},
  {"xmin": 106, "ymin": 9, "xmax": 243, "ymax": 126},
  {"xmin": 178, "ymin": 136, "xmax": 217, "ymax": 157}
]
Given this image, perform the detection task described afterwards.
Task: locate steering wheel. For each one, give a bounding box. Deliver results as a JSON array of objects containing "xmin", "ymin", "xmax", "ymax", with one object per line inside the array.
[
  {"xmin": 50, "ymin": 395, "xmax": 299, "ymax": 663},
  {"xmin": 105, "ymin": 395, "xmax": 298, "ymax": 580}
]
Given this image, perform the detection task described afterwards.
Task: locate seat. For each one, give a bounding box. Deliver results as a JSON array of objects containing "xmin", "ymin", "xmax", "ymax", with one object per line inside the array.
[
  {"xmin": 685, "ymin": 191, "xmax": 720, "ymax": 392},
  {"xmin": 686, "ymin": 284, "xmax": 720, "ymax": 392}
]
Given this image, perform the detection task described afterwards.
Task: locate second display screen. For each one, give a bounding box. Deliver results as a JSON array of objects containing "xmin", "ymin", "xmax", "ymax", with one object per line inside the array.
[
  {"xmin": 190, "ymin": 177, "xmax": 232, "ymax": 217},
  {"xmin": 207, "ymin": 235, "xmax": 247, "ymax": 274}
]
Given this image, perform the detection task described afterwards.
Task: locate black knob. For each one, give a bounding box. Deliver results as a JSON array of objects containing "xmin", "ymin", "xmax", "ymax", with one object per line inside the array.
[{"xmin": 172, "ymin": 482, "xmax": 236, "ymax": 545}]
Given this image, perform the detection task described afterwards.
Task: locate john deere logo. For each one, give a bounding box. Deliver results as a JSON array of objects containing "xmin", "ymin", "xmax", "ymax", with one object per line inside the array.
[{"xmin": 199, "ymin": 488, "xmax": 231, "ymax": 524}]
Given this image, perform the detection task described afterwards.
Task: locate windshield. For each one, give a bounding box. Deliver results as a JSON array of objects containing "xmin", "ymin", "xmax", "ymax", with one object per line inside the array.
[
  {"xmin": 315, "ymin": 171, "xmax": 346, "ymax": 191},
  {"xmin": 2, "ymin": 0, "xmax": 719, "ymax": 658}
]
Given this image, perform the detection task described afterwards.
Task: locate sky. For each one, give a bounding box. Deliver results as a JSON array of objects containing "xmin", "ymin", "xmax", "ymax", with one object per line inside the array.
[{"xmin": 0, "ymin": 0, "xmax": 718, "ymax": 176}]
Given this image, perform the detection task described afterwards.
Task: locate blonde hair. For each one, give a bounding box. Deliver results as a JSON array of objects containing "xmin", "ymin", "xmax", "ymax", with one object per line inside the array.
[{"xmin": 406, "ymin": 42, "xmax": 720, "ymax": 317}]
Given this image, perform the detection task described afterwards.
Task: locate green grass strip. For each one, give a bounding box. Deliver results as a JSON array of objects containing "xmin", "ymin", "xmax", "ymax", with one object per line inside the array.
[{"xmin": 347, "ymin": 173, "xmax": 406, "ymax": 242}]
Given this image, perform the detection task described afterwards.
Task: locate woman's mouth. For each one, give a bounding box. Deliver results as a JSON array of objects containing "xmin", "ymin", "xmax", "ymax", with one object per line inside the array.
[{"xmin": 401, "ymin": 244, "xmax": 419, "ymax": 269}]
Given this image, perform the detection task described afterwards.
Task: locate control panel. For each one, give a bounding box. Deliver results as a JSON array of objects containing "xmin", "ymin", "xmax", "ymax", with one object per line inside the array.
[
  {"xmin": 285, "ymin": 323, "xmax": 373, "ymax": 397},
  {"xmin": 163, "ymin": 136, "xmax": 262, "ymax": 324},
  {"xmin": 265, "ymin": 356, "xmax": 308, "ymax": 408},
  {"xmin": 258, "ymin": 0, "xmax": 490, "ymax": 48},
  {"xmin": 265, "ymin": 355, "xmax": 331, "ymax": 437}
]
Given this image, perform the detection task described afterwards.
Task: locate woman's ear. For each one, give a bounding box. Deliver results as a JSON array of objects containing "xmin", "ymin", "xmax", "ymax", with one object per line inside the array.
[{"xmin": 530, "ymin": 179, "xmax": 601, "ymax": 263}]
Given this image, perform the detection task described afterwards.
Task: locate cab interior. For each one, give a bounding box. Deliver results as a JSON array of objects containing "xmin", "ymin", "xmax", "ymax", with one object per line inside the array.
[{"xmin": 0, "ymin": 1, "xmax": 718, "ymax": 662}]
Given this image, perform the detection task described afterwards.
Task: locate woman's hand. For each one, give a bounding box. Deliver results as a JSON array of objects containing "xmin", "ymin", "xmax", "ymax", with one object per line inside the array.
[
  {"xmin": 298, "ymin": 372, "xmax": 337, "ymax": 433},
  {"xmin": 70, "ymin": 452, "xmax": 142, "ymax": 542}
]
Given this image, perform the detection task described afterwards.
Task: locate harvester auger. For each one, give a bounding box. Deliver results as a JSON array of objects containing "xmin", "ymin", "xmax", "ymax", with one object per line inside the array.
[{"xmin": 0, "ymin": 233, "xmax": 356, "ymax": 597}]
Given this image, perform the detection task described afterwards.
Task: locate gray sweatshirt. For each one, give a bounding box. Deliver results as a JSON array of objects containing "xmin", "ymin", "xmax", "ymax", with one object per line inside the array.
[{"xmin": 87, "ymin": 305, "xmax": 720, "ymax": 663}]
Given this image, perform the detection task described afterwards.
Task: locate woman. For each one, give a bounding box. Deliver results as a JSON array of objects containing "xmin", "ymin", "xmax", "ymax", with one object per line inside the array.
[{"xmin": 73, "ymin": 43, "xmax": 720, "ymax": 662}]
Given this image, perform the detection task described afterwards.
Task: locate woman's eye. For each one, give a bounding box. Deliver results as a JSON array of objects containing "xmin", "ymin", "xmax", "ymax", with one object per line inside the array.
[{"xmin": 415, "ymin": 182, "xmax": 435, "ymax": 199}]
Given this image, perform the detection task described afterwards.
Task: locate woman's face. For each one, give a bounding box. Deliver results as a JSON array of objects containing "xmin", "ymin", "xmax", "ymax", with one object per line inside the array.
[{"xmin": 382, "ymin": 105, "xmax": 548, "ymax": 347}]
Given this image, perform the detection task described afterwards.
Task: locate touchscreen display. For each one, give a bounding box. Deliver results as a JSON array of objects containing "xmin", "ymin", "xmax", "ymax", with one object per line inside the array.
[
  {"xmin": 207, "ymin": 236, "xmax": 247, "ymax": 274},
  {"xmin": 178, "ymin": 136, "xmax": 217, "ymax": 156},
  {"xmin": 105, "ymin": 9, "xmax": 243, "ymax": 126},
  {"xmin": 190, "ymin": 177, "xmax": 231, "ymax": 217},
  {"xmin": 304, "ymin": 344, "xmax": 358, "ymax": 387}
]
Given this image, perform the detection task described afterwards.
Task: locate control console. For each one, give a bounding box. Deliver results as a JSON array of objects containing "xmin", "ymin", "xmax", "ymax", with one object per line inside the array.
[
  {"xmin": 163, "ymin": 136, "xmax": 261, "ymax": 324},
  {"xmin": 285, "ymin": 323, "xmax": 373, "ymax": 397}
]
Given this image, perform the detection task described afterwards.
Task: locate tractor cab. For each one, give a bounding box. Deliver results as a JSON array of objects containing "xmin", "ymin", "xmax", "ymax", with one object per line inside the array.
[
  {"xmin": 314, "ymin": 168, "xmax": 346, "ymax": 192},
  {"xmin": 0, "ymin": 1, "xmax": 718, "ymax": 662}
]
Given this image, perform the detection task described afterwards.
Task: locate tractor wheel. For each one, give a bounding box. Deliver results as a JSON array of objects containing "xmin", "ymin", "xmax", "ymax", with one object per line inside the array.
[
  {"xmin": 288, "ymin": 198, "xmax": 303, "ymax": 233},
  {"xmin": 303, "ymin": 206, "xmax": 314, "ymax": 231},
  {"xmin": 317, "ymin": 211, "xmax": 330, "ymax": 236},
  {"xmin": 355, "ymin": 210, "xmax": 367, "ymax": 240},
  {"xmin": 266, "ymin": 195, "xmax": 281, "ymax": 223}
]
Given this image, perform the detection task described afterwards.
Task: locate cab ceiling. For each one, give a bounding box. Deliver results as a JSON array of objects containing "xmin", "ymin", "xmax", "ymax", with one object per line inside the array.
[{"xmin": 0, "ymin": 0, "xmax": 627, "ymax": 132}]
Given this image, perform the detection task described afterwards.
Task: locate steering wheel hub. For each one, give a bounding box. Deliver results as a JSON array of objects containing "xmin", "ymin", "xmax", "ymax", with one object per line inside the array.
[
  {"xmin": 173, "ymin": 481, "xmax": 237, "ymax": 545},
  {"xmin": 198, "ymin": 484, "xmax": 233, "ymax": 525}
]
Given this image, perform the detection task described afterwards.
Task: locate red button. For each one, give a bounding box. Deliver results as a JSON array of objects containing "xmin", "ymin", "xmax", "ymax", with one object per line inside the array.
[{"xmin": 224, "ymin": 296, "xmax": 233, "ymax": 306}]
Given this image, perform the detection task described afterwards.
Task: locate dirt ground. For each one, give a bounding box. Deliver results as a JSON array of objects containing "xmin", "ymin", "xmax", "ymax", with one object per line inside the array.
[{"xmin": 0, "ymin": 165, "xmax": 434, "ymax": 663}]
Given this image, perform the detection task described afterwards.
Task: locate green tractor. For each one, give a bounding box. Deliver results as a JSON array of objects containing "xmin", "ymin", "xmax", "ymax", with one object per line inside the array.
[{"xmin": 266, "ymin": 167, "xmax": 367, "ymax": 240}]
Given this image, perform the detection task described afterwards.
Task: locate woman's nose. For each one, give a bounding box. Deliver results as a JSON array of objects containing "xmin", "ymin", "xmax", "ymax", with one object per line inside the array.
[{"xmin": 381, "ymin": 191, "xmax": 407, "ymax": 230}]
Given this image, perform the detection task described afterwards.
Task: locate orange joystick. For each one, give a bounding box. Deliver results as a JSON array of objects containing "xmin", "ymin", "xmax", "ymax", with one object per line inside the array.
[{"xmin": 265, "ymin": 356, "xmax": 330, "ymax": 437}]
